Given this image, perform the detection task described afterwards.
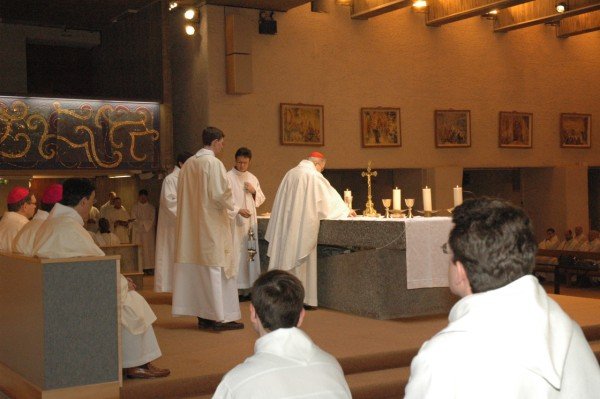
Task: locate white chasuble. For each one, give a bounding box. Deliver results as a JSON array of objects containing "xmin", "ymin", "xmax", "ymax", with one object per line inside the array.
[
  {"xmin": 0, "ymin": 211, "xmax": 29, "ymax": 253},
  {"xmin": 13, "ymin": 209, "xmax": 49, "ymax": 256},
  {"xmin": 154, "ymin": 166, "xmax": 180, "ymax": 292},
  {"xmin": 131, "ymin": 201, "xmax": 156, "ymax": 269},
  {"xmin": 105, "ymin": 206, "xmax": 131, "ymax": 244},
  {"xmin": 265, "ymin": 160, "xmax": 348, "ymax": 306},
  {"xmin": 226, "ymin": 168, "xmax": 266, "ymax": 289}
]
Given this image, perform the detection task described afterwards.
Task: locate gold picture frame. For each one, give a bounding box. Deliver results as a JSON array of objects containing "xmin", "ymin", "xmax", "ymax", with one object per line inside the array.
[
  {"xmin": 560, "ymin": 113, "xmax": 591, "ymax": 148},
  {"xmin": 361, "ymin": 107, "xmax": 401, "ymax": 147},
  {"xmin": 434, "ymin": 110, "xmax": 471, "ymax": 148},
  {"xmin": 280, "ymin": 103, "xmax": 324, "ymax": 146},
  {"xmin": 499, "ymin": 111, "xmax": 533, "ymax": 148}
]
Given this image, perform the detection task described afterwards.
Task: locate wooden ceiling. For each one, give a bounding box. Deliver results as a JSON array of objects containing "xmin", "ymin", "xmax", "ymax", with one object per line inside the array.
[{"xmin": 0, "ymin": 0, "xmax": 598, "ymax": 37}]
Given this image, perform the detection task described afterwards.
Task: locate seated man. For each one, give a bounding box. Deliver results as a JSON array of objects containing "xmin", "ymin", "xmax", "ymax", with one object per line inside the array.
[
  {"xmin": 94, "ymin": 217, "xmax": 121, "ymax": 246},
  {"xmin": 33, "ymin": 178, "xmax": 170, "ymax": 379},
  {"xmin": 580, "ymin": 230, "xmax": 600, "ymax": 253},
  {"xmin": 535, "ymin": 227, "xmax": 560, "ymax": 267},
  {"xmin": 559, "ymin": 229, "xmax": 579, "ymax": 251},
  {"xmin": 0, "ymin": 186, "xmax": 37, "ymax": 252},
  {"xmin": 13, "ymin": 184, "xmax": 62, "ymax": 256},
  {"xmin": 213, "ymin": 270, "xmax": 351, "ymax": 398},
  {"xmin": 404, "ymin": 198, "xmax": 600, "ymax": 398}
]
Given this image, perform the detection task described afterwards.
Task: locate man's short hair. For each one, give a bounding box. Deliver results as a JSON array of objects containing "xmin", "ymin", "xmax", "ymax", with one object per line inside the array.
[
  {"xmin": 202, "ymin": 126, "xmax": 225, "ymax": 146},
  {"xmin": 251, "ymin": 270, "xmax": 304, "ymax": 331},
  {"xmin": 235, "ymin": 147, "xmax": 252, "ymax": 159},
  {"xmin": 546, "ymin": 228, "xmax": 555, "ymax": 234},
  {"xmin": 139, "ymin": 189, "xmax": 148, "ymax": 197},
  {"xmin": 61, "ymin": 178, "xmax": 95, "ymax": 207},
  {"xmin": 449, "ymin": 198, "xmax": 537, "ymax": 294},
  {"xmin": 7, "ymin": 194, "xmax": 34, "ymax": 213},
  {"xmin": 40, "ymin": 202, "xmax": 54, "ymax": 212},
  {"xmin": 177, "ymin": 151, "xmax": 193, "ymax": 166}
]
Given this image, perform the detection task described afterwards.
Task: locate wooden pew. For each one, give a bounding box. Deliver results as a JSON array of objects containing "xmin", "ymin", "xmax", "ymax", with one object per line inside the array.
[
  {"xmin": 536, "ymin": 249, "xmax": 600, "ymax": 294},
  {"xmin": 101, "ymin": 244, "xmax": 144, "ymax": 290}
]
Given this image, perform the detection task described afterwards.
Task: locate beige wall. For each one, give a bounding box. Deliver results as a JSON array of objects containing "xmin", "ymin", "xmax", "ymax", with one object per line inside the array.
[{"xmin": 170, "ymin": 4, "xmax": 599, "ymax": 213}]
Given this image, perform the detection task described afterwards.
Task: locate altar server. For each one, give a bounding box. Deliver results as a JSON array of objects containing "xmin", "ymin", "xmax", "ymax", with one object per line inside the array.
[
  {"xmin": 265, "ymin": 152, "xmax": 355, "ymax": 308},
  {"xmin": 154, "ymin": 152, "xmax": 192, "ymax": 292},
  {"xmin": 226, "ymin": 147, "xmax": 266, "ymax": 296},
  {"xmin": 0, "ymin": 186, "xmax": 36, "ymax": 252},
  {"xmin": 173, "ymin": 127, "xmax": 243, "ymax": 331},
  {"xmin": 404, "ymin": 198, "xmax": 600, "ymax": 398},
  {"xmin": 105, "ymin": 196, "xmax": 131, "ymax": 243},
  {"xmin": 213, "ymin": 270, "xmax": 351, "ymax": 399},
  {"xmin": 13, "ymin": 184, "xmax": 62, "ymax": 256},
  {"xmin": 131, "ymin": 189, "xmax": 156, "ymax": 273},
  {"xmin": 32, "ymin": 178, "xmax": 169, "ymax": 379}
]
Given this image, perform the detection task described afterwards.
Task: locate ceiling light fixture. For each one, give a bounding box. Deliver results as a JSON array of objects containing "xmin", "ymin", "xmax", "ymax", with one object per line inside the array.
[
  {"xmin": 482, "ymin": 9, "xmax": 499, "ymax": 19},
  {"xmin": 412, "ymin": 0, "xmax": 428, "ymax": 11},
  {"xmin": 184, "ymin": 7, "xmax": 200, "ymax": 36},
  {"xmin": 185, "ymin": 25, "xmax": 196, "ymax": 35},
  {"xmin": 555, "ymin": 2, "xmax": 568, "ymax": 12},
  {"xmin": 168, "ymin": 2, "xmax": 178, "ymax": 11},
  {"xmin": 335, "ymin": 0, "xmax": 352, "ymax": 5},
  {"xmin": 184, "ymin": 8, "xmax": 196, "ymax": 20}
]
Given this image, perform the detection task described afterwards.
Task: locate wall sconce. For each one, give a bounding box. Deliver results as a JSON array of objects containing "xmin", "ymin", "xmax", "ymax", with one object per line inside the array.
[
  {"xmin": 555, "ymin": 2, "xmax": 568, "ymax": 13},
  {"xmin": 412, "ymin": 0, "xmax": 428, "ymax": 12},
  {"xmin": 184, "ymin": 7, "xmax": 200, "ymax": 36},
  {"xmin": 481, "ymin": 9, "xmax": 498, "ymax": 19}
]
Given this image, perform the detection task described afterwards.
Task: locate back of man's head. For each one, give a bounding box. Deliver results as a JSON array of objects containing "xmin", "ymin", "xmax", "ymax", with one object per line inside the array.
[
  {"xmin": 177, "ymin": 151, "xmax": 193, "ymax": 166},
  {"xmin": 202, "ymin": 126, "xmax": 224, "ymax": 146},
  {"xmin": 61, "ymin": 178, "xmax": 95, "ymax": 207},
  {"xmin": 252, "ymin": 270, "xmax": 304, "ymax": 331},
  {"xmin": 449, "ymin": 197, "xmax": 536, "ymax": 294}
]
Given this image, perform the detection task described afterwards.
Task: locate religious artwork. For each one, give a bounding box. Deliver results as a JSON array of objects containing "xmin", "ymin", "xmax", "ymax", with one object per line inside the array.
[
  {"xmin": 280, "ymin": 103, "xmax": 324, "ymax": 146},
  {"xmin": 0, "ymin": 95, "xmax": 160, "ymax": 170},
  {"xmin": 434, "ymin": 110, "xmax": 471, "ymax": 148},
  {"xmin": 361, "ymin": 107, "xmax": 401, "ymax": 147},
  {"xmin": 560, "ymin": 113, "xmax": 591, "ymax": 148},
  {"xmin": 498, "ymin": 111, "xmax": 532, "ymax": 148}
]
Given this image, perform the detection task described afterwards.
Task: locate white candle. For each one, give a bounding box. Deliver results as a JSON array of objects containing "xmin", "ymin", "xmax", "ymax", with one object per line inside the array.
[
  {"xmin": 422, "ymin": 186, "xmax": 432, "ymax": 211},
  {"xmin": 453, "ymin": 186, "xmax": 463, "ymax": 207},
  {"xmin": 344, "ymin": 189, "xmax": 352, "ymax": 200},
  {"xmin": 392, "ymin": 187, "xmax": 401, "ymax": 210}
]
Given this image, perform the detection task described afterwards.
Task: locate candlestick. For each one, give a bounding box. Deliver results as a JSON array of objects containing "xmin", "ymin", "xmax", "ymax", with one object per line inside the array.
[
  {"xmin": 422, "ymin": 186, "xmax": 432, "ymax": 212},
  {"xmin": 344, "ymin": 189, "xmax": 352, "ymax": 200},
  {"xmin": 392, "ymin": 187, "xmax": 401, "ymax": 210},
  {"xmin": 453, "ymin": 186, "xmax": 463, "ymax": 207}
]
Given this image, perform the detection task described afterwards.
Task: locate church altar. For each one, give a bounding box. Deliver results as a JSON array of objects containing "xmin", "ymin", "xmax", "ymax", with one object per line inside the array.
[{"xmin": 257, "ymin": 216, "xmax": 458, "ymax": 319}]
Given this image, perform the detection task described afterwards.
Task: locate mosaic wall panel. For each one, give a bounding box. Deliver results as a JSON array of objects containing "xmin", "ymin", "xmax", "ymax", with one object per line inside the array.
[{"xmin": 0, "ymin": 96, "xmax": 160, "ymax": 170}]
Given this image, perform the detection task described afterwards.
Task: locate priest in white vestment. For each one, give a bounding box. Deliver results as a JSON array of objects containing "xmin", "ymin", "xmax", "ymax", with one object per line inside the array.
[
  {"xmin": 33, "ymin": 178, "xmax": 170, "ymax": 379},
  {"xmin": 265, "ymin": 152, "xmax": 355, "ymax": 308},
  {"xmin": 226, "ymin": 147, "xmax": 266, "ymax": 293},
  {"xmin": 105, "ymin": 197, "xmax": 131, "ymax": 243},
  {"xmin": 404, "ymin": 199, "xmax": 600, "ymax": 399},
  {"xmin": 0, "ymin": 186, "xmax": 37, "ymax": 253},
  {"xmin": 99, "ymin": 191, "xmax": 117, "ymax": 219},
  {"xmin": 535, "ymin": 227, "xmax": 560, "ymax": 266},
  {"xmin": 131, "ymin": 189, "xmax": 156, "ymax": 272},
  {"xmin": 13, "ymin": 184, "xmax": 62, "ymax": 256},
  {"xmin": 154, "ymin": 152, "xmax": 192, "ymax": 293},
  {"xmin": 173, "ymin": 127, "xmax": 243, "ymax": 331},
  {"xmin": 573, "ymin": 225, "xmax": 587, "ymax": 250},
  {"xmin": 559, "ymin": 229, "xmax": 580, "ymax": 251},
  {"xmin": 94, "ymin": 217, "xmax": 121, "ymax": 246}
]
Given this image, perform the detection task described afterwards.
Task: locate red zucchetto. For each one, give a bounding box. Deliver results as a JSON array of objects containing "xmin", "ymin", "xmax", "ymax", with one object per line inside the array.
[
  {"xmin": 309, "ymin": 151, "xmax": 325, "ymax": 159},
  {"xmin": 42, "ymin": 184, "xmax": 63, "ymax": 204},
  {"xmin": 7, "ymin": 186, "xmax": 29, "ymax": 204}
]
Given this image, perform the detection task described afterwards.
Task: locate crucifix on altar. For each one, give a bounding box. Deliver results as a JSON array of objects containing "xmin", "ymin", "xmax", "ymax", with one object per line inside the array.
[{"xmin": 361, "ymin": 161, "xmax": 379, "ymax": 216}]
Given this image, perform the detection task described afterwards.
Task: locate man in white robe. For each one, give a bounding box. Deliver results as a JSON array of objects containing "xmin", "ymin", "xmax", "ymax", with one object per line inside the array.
[
  {"xmin": 154, "ymin": 152, "xmax": 192, "ymax": 293},
  {"xmin": 131, "ymin": 189, "xmax": 156, "ymax": 273},
  {"xmin": 226, "ymin": 147, "xmax": 266, "ymax": 297},
  {"xmin": 265, "ymin": 152, "xmax": 355, "ymax": 308},
  {"xmin": 32, "ymin": 178, "xmax": 170, "ymax": 379},
  {"xmin": 559, "ymin": 229, "xmax": 580, "ymax": 251},
  {"xmin": 0, "ymin": 186, "xmax": 37, "ymax": 253},
  {"xmin": 404, "ymin": 198, "xmax": 600, "ymax": 399},
  {"xmin": 173, "ymin": 126, "xmax": 243, "ymax": 331},
  {"xmin": 86, "ymin": 204, "xmax": 100, "ymax": 233},
  {"xmin": 99, "ymin": 191, "xmax": 117, "ymax": 219},
  {"xmin": 13, "ymin": 184, "xmax": 62, "ymax": 256},
  {"xmin": 535, "ymin": 227, "xmax": 560, "ymax": 266},
  {"xmin": 94, "ymin": 217, "xmax": 121, "ymax": 246},
  {"xmin": 573, "ymin": 225, "xmax": 587, "ymax": 250},
  {"xmin": 213, "ymin": 270, "xmax": 351, "ymax": 399},
  {"xmin": 105, "ymin": 197, "xmax": 131, "ymax": 243}
]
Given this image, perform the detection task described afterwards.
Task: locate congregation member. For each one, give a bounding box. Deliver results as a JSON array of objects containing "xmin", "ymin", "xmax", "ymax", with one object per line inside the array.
[
  {"xmin": 265, "ymin": 152, "xmax": 355, "ymax": 309},
  {"xmin": 582, "ymin": 230, "xmax": 600, "ymax": 252},
  {"xmin": 559, "ymin": 229, "xmax": 579, "ymax": 251},
  {"xmin": 94, "ymin": 217, "xmax": 121, "ymax": 246},
  {"xmin": 32, "ymin": 178, "xmax": 170, "ymax": 379},
  {"xmin": 226, "ymin": 147, "xmax": 266, "ymax": 300},
  {"xmin": 13, "ymin": 184, "xmax": 62, "ymax": 256},
  {"xmin": 105, "ymin": 196, "xmax": 131, "ymax": 243},
  {"xmin": 131, "ymin": 189, "xmax": 156, "ymax": 274},
  {"xmin": 213, "ymin": 270, "xmax": 352, "ymax": 399},
  {"xmin": 99, "ymin": 191, "xmax": 117, "ymax": 219},
  {"xmin": 535, "ymin": 227, "xmax": 560, "ymax": 266},
  {"xmin": 404, "ymin": 198, "xmax": 600, "ymax": 398},
  {"xmin": 573, "ymin": 225, "xmax": 587, "ymax": 249},
  {"xmin": 174, "ymin": 127, "xmax": 243, "ymax": 331},
  {"xmin": 0, "ymin": 186, "xmax": 36, "ymax": 252},
  {"xmin": 86, "ymin": 202, "xmax": 100, "ymax": 232},
  {"xmin": 154, "ymin": 152, "xmax": 192, "ymax": 292}
]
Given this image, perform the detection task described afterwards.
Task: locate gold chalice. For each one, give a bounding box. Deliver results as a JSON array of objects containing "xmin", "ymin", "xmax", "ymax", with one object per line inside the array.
[
  {"xmin": 405, "ymin": 198, "xmax": 415, "ymax": 218},
  {"xmin": 382, "ymin": 198, "xmax": 392, "ymax": 218}
]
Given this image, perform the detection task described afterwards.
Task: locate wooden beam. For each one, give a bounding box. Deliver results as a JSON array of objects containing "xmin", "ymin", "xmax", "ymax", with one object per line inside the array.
[
  {"xmin": 426, "ymin": 0, "xmax": 531, "ymax": 27},
  {"xmin": 494, "ymin": 0, "xmax": 600, "ymax": 33},
  {"xmin": 351, "ymin": 0, "xmax": 411, "ymax": 20},
  {"xmin": 557, "ymin": 9, "xmax": 600, "ymax": 36}
]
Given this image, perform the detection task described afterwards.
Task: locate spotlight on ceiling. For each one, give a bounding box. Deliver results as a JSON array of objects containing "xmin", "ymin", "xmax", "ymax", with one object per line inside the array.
[
  {"xmin": 184, "ymin": 8, "xmax": 196, "ymax": 20},
  {"xmin": 555, "ymin": 2, "xmax": 568, "ymax": 12},
  {"xmin": 168, "ymin": 2, "xmax": 178, "ymax": 11},
  {"xmin": 482, "ymin": 9, "xmax": 499, "ymax": 19},
  {"xmin": 185, "ymin": 24, "xmax": 196, "ymax": 35},
  {"xmin": 335, "ymin": 0, "xmax": 352, "ymax": 5},
  {"xmin": 183, "ymin": 7, "xmax": 200, "ymax": 36},
  {"xmin": 412, "ymin": 0, "xmax": 428, "ymax": 11}
]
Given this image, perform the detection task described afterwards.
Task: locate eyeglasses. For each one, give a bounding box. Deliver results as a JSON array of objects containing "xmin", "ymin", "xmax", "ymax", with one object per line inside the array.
[{"xmin": 441, "ymin": 242, "xmax": 449, "ymax": 254}]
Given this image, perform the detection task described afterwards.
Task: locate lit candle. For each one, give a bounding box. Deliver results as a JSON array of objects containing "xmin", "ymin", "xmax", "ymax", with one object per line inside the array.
[
  {"xmin": 453, "ymin": 186, "xmax": 463, "ymax": 207},
  {"xmin": 344, "ymin": 189, "xmax": 352, "ymax": 200},
  {"xmin": 392, "ymin": 187, "xmax": 401, "ymax": 210},
  {"xmin": 422, "ymin": 186, "xmax": 432, "ymax": 211}
]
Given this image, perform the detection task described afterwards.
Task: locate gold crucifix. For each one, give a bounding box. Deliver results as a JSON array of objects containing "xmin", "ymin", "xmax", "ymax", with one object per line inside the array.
[{"xmin": 361, "ymin": 161, "xmax": 378, "ymax": 216}]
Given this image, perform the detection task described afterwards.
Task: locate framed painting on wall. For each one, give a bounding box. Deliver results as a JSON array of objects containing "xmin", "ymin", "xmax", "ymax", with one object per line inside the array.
[
  {"xmin": 434, "ymin": 109, "xmax": 471, "ymax": 148},
  {"xmin": 560, "ymin": 113, "xmax": 591, "ymax": 148},
  {"xmin": 361, "ymin": 107, "xmax": 401, "ymax": 147},
  {"xmin": 498, "ymin": 111, "xmax": 532, "ymax": 148},
  {"xmin": 280, "ymin": 103, "xmax": 324, "ymax": 146}
]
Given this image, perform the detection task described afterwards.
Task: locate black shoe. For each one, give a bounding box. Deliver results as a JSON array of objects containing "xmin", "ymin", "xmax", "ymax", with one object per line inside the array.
[
  {"xmin": 303, "ymin": 304, "xmax": 318, "ymax": 311},
  {"xmin": 197, "ymin": 317, "xmax": 216, "ymax": 329},
  {"xmin": 213, "ymin": 321, "xmax": 244, "ymax": 331}
]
